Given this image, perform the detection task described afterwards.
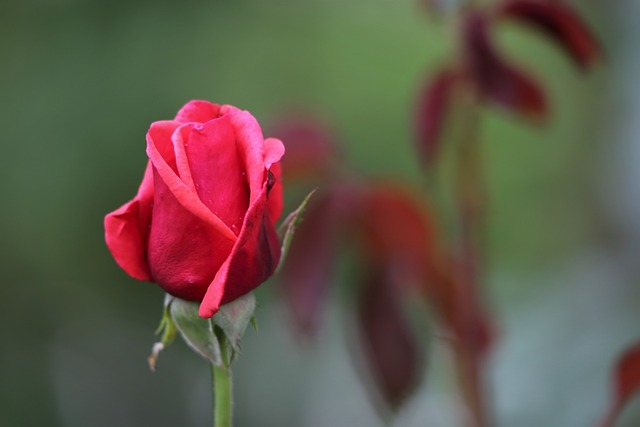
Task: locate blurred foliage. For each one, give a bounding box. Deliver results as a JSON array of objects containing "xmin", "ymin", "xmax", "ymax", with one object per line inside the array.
[{"xmin": 1, "ymin": 0, "xmax": 637, "ymax": 426}]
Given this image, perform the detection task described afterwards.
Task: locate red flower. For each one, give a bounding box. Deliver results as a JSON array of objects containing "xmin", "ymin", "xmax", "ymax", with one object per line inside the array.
[{"xmin": 104, "ymin": 100, "xmax": 285, "ymax": 318}]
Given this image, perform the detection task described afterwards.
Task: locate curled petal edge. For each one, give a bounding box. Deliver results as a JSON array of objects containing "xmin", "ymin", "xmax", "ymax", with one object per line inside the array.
[
  {"xmin": 146, "ymin": 121, "xmax": 237, "ymax": 243},
  {"xmin": 199, "ymin": 181, "xmax": 280, "ymax": 318}
]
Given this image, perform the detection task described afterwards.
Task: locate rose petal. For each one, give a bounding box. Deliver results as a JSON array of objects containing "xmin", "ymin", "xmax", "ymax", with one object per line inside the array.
[
  {"xmin": 267, "ymin": 161, "xmax": 284, "ymax": 225},
  {"xmin": 497, "ymin": 0, "xmax": 601, "ymax": 70},
  {"xmin": 104, "ymin": 162, "xmax": 154, "ymax": 281},
  {"xmin": 146, "ymin": 121, "xmax": 237, "ymax": 242},
  {"xmin": 174, "ymin": 100, "xmax": 221, "ymax": 124},
  {"xmin": 171, "ymin": 124, "xmax": 196, "ymax": 191},
  {"xmin": 183, "ymin": 115, "xmax": 250, "ymax": 233},
  {"xmin": 263, "ymin": 137, "xmax": 285, "ymax": 169},
  {"xmin": 198, "ymin": 182, "xmax": 281, "ymax": 318},
  {"xmin": 105, "ymin": 199, "xmax": 146, "ymax": 279},
  {"xmin": 148, "ymin": 166, "xmax": 235, "ymax": 301},
  {"xmin": 221, "ymin": 106, "xmax": 268, "ymax": 205},
  {"xmin": 148, "ymin": 121, "xmax": 181, "ymax": 174}
]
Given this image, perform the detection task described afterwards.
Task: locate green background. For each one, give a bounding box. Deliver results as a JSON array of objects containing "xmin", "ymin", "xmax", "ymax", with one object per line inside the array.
[{"xmin": 1, "ymin": 0, "xmax": 638, "ymax": 426}]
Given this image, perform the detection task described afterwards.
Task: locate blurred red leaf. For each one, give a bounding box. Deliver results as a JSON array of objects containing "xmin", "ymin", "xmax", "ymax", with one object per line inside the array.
[
  {"xmin": 359, "ymin": 184, "xmax": 440, "ymax": 288},
  {"xmin": 269, "ymin": 114, "xmax": 339, "ymax": 181},
  {"xmin": 463, "ymin": 10, "xmax": 547, "ymax": 121},
  {"xmin": 423, "ymin": 255, "xmax": 494, "ymax": 366},
  {"xmin": 615, "ymin": 342, "xmax": 640, "ymax": 407},
  {"xmin": 279, "ymin": 185, "xmax": 361, "ymax": 339},
  {"xmin": 421, "ymin": 255, "xmax": 494, "ymax": 427},
  {"xmin": 357, "ymin": 266, "xmax": 423, "ymax": 411},
  {"xmin": 279, "ymin": 191, "xmax": 340, "ymax": 338},
  {"xmin": 414, "ymin": 68, "xmax": 462, "ymax": 167},
  {"xmin": 497, "ymin": 0, "xmax": 601, "ymax": 69},
  {"xmin": 598, "ymin": 341, "xmax": 640, "ymax": 427}
]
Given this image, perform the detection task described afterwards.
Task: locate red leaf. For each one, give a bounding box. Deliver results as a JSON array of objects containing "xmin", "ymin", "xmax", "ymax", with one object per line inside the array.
[
  {"xmin": 425, "ymin": 258, "xmax": 494, "ymax": 359},
  {"xmin": 269, "ymin": 114, "xmax": 339, "ymax": 181},
  {"xmin": 497, "ymin": 0, "xmax": 601, "ymax": 69},
  {"xmin": 357, "ymin": 266, "xmax": 423, "ymax": 411},
  {"xmin": 463, "ymin": 10, "xmax": 547, "ymax": 121},
  {"xmin": 616, "ymin": 342, "xmax": 640, "ymax": 406},
  {"xmin": 279, "ymin": 185, "xmax": 361, "ymax": 338},
  {"xmin": 421, "ymin": 257, "xmax": 494, "ymax": 427},
  {"xmin": 598, "ymin": 341, "xmax": 640, "ymax": 427},
  {"xmin": 279, "ymin": 192, "xmax": 339, "ymax": 338},
  {"xmin": 486, "ymin": 61, "xmax": 547, "ymax": 122},
  {"xmin": 414, "ymin": 68, "xmax": 462, "ymax": 167},
  {"xmin": 359, "ymin": 184, "xmax": 440, "ymax": 289}
]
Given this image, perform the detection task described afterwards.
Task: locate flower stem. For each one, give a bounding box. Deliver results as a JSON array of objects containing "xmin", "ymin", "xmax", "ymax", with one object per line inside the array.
[
  {"xmin": 453, "ymin": 93, "xmax": 492, "ymax": 427},
  {"xmin": 212, "ymin": 363, "xmax": 232, "ymax": 427}
]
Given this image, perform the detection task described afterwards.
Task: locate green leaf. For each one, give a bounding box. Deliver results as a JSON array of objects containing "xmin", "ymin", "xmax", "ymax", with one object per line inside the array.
[
  {"xmin": 170, "ymin": 297, "xmax": 223, "ymax": 366},
  {"xmin": 212, "ymin": 292, "xmax": 256, "ymax": 363},
  {"xmin": 148, "ymin": 294, "xmax": 178, "ymax": 372},
  {"xmin": 275, "ymin": 189, "xmax": 316, "ymax": 274},
  {"xmin": 249, "ymin": 315, "xmax": 258, "ymax": 333}
]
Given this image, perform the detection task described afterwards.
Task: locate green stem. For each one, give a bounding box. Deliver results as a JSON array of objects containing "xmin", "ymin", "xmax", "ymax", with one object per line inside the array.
[
  {"xmin": 453, "ymin": 94, "xmax": 491, "ymax": 427},
  {"xmin": 212, "ymin": 363, "xmax": 232, "ymax": 427}
]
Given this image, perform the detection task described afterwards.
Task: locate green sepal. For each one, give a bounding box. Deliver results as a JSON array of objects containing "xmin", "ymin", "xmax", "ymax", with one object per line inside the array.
[
  {"xmin": 149, "ymin": 293, "xmax": 260, "ymax": 370},
  {"xmin": 275, "ymin": 189, "xmax": 316, "ymax": 274},
  {"xmin": 148, "ymin": 294, "xmax": 178, "ymax": 371},
  {"xmin": 170, "ymin": 297, "xmax": 223, "ymax": 367},
  {"xmin": 249, "ymin": 315, "xmax": 258, "ymax": 333},
  {"xmin": 212, "ymin": 292, "xmax": 256, "ymax": 365}
]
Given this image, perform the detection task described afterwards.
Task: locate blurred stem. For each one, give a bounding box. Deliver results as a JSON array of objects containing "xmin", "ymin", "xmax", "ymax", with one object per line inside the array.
[
  {"xmin": 212, "ymin": 363, "xmax": 232, "ymax": 427},
  {"xmin": 597, "ymin": 404, "xmax": 619, "ymax": 427},
  {"xmin": 456, "ymin": 347, "xmax": 488, "ymax": 427},
  {"xmin": 456, "ymin": 103, "xmax": 485, "ymax": 287},
  {"xmin": 453, "ymin": 93, "xmax": 491, "ymax": 427}
]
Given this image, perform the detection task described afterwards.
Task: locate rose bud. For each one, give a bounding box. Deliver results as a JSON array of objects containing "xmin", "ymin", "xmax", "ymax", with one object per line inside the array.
[{"xmin": 104, "ymin": 100, "xmax": 285, "ymax": 318}]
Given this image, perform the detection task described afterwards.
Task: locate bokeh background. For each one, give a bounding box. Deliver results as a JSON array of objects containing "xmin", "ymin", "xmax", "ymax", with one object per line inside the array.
[{"xmin": 2, "ymin": 0, "xmax": 639, "ymax": 426}]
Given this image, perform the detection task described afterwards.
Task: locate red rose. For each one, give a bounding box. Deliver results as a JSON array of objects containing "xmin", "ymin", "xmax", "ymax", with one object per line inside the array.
[{"xmin": 105, "ymin": 100, "xmax": 285, "ymax": 318}]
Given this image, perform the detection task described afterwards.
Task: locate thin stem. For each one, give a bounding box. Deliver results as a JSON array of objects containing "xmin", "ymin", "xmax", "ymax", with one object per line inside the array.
[
  {"xmin": 212, "ymin": 363, "xmax": 233, "ymax": 427},
  {"xmin": 452, "ymin": 94, "xmax": 492, "ymax": 427}
]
